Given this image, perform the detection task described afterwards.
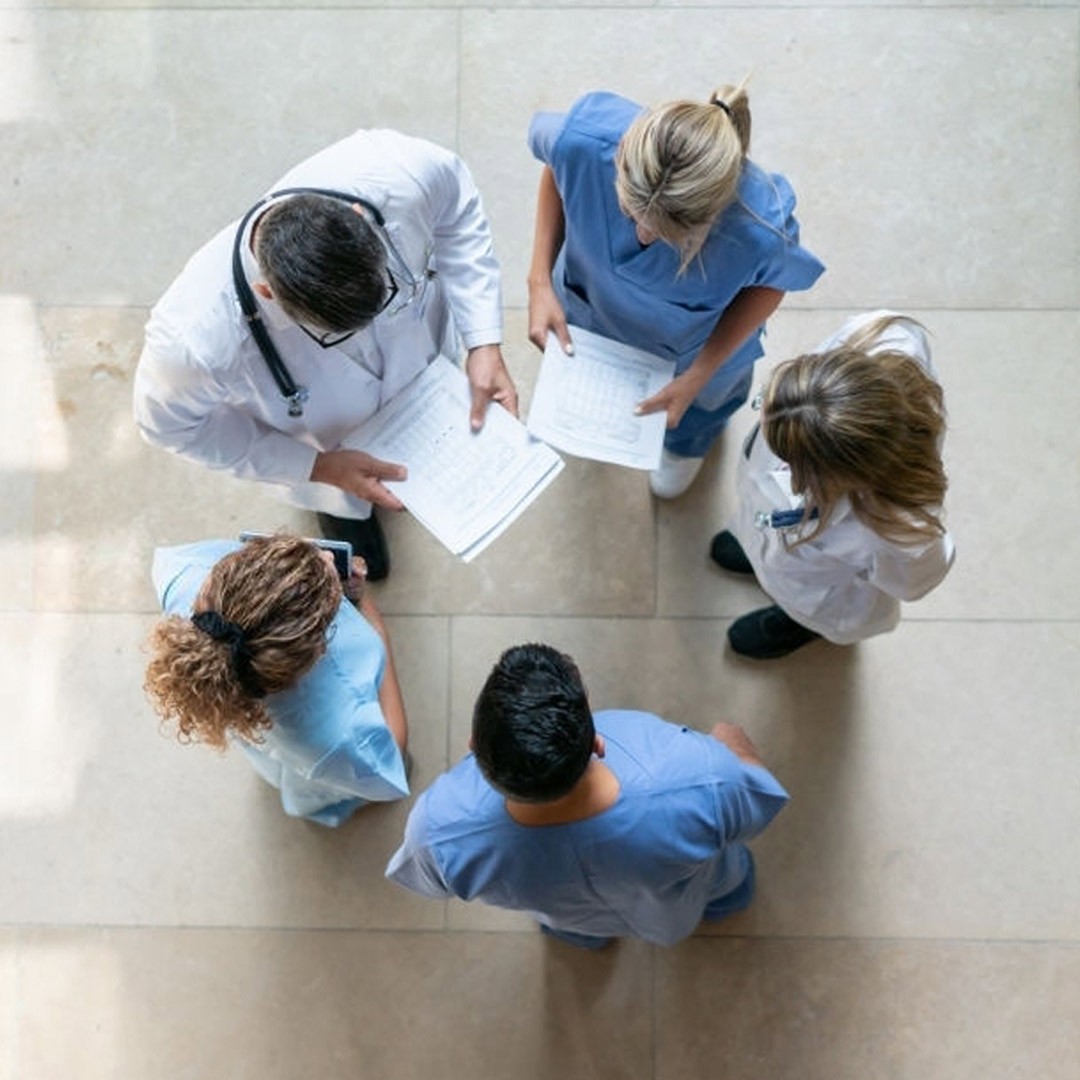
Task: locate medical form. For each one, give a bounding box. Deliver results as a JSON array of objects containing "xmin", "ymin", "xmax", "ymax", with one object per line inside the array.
[
  {"xmin": 343, "ymin": 357, "xmax": 564, "ymax": 561},
  {"xmin": 526, "ymin": 326, "xmax": 675, "ymax": 470}
]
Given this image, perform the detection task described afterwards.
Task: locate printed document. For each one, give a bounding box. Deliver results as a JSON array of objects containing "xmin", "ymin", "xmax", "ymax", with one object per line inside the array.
[
  {"xmin": 343, "ymin": 357, "xmax": 564, "ymax": 562},
  {"xmin": 526, "ymin": 326, "xmax": 677, "ymax": 470}
]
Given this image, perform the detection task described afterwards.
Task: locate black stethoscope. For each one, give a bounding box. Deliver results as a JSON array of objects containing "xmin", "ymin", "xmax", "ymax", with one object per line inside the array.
[{"xmin": 232, "ymin": 186, "xmax": 428, "ymax": 418}]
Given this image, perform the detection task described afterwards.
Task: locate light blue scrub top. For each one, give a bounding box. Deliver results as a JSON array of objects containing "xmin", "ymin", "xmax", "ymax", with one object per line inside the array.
[
  {"xmin": 529, "ymin": 92, "xmax": 825, "ymax": 412},
  {"xmin": 153, "ymin": 540, "xmax": 409, "ymax": 826},
  {"xmin": 386, "ymin": 710, "xmax": 789, "ymax": 945}
]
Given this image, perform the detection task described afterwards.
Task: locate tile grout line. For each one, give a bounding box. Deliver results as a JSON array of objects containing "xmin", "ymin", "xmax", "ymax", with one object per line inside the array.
[
  {"xmin": 8, "ymin": 611, "xmax": 1080, "ymax": 625},
  {"xmin": 8, "ymin": 923, "xmax": 1080, "ymax": 946},
  {"xmin": 20, "ymin": 5, "xmax": 1080, "ymax": 14},
  {"xmin": 10, "ymin": 927, "xmax": 20, "ymax": 1080}
]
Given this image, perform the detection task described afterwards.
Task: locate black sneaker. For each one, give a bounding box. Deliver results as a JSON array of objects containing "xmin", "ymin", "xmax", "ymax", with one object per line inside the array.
[
  {"xmin": 317, "ymin": 511, "xmax": 390, "ymax": 582},
  {"xmin": 709, "ymin": 530, "xmax": 754, "ymax": 575},
  {"xmin": 728, "ymin": 605, "xmax": 821, "ymax": 659}
]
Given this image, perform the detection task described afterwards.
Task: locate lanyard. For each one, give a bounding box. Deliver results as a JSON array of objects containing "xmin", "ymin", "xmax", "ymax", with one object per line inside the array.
[
  {"xmin": 755, "ymin": 506, "xmax": 820, "ymax": 530},
  {"xmin": 231, "ymin": 187, "xmax": 389, "ymax": 418}
]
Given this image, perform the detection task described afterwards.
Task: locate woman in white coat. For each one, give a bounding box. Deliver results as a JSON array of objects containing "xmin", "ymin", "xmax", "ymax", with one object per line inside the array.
[{"xmin": 711, "ymin": 312, "xmax": 955, "ymax": 658}]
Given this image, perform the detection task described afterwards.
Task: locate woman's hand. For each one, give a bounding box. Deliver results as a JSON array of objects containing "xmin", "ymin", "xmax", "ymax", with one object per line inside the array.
[
  {"xmin": 357, "ymin": 582, "xmax": 388, "ymax": 638},
  {"xmin": 527, "ymin": 279, "xmax": 573, "ymax": 355},
  {"xmin": 465, "ymin": 344, "xmax": 519, "ymax": 429},
  {"xmin": 343, "ymin": 556, "xmax": 368, "ymax": 605},
  {"xmin": 345, "ymin": 557, "xmax": 385, "ymax": 638},
  {"xmin": 635, "ymin": 368, "xmax": 709, "ymax": 429}
]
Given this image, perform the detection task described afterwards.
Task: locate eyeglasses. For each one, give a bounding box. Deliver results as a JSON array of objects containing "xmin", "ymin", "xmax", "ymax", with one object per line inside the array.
[{"xmin": 297, "ymin": 267, "xmax": 400, "ymax": 349}]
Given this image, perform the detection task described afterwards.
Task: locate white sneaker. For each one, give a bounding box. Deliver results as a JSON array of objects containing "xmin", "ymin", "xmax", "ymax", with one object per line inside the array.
[{"xmin": 649, "ymin": 450, "xmax": 704, "ymax": 499}]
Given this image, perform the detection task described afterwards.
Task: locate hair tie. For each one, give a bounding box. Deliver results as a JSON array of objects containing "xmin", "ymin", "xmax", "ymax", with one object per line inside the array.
[
  {"xmin": 712, "ymin": 98, "xmax": 733, "ymax": 120},
  {"xmin": 192, "ymin": 610, "xmax": 266, "ymax": 698}
]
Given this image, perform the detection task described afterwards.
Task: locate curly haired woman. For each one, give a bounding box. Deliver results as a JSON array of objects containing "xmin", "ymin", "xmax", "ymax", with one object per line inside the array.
[{"xmin": 145, "ymin": 534, "xmax": 409, "ymax": 824}]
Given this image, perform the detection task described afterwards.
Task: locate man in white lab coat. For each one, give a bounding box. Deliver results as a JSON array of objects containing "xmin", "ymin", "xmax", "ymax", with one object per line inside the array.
[{"xmin": 134, "ymin": 128, "xmax": 517, "ymax": 580}]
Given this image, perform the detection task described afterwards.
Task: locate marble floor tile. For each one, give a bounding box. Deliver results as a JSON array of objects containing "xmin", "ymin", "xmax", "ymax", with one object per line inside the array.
[
  {"xmin": 376, "ymin": 311, "xmax": 657, "ymax": 616},
  {"xmin": 658, "ymin": 309, "xmax": 1080, "ymax": 620},
  {"xmin": 460, "ymin": 7, "xmax": 1080, "ymax": 310},
  {"xmin": 919, "ymin": 310, "xmax": 1080, "ymax": 620},
  {"xmin": 0, "ymin": 296, "xmax": 40, "ymax": 611},
  {"xmin": 659, "ymin": 0, "xmax": 1076, "ymax": 6},
  {"xmin": 0, "ymin": 10, "xmax": 458, "ymax": 306},
  {"xmin": 445, "ymin": 895, "xmax": 538, "ymax": 933},
  {"xmin": 0, "ymin": 612, "xmax": 448, "ymax": 929},
  {"xmin": 19, "ymin": 0, "xmax": 651, "ymax": 8},
  {"xmin": 448, "ymin": 617, "xmax": 1080, "ymax": 940},
  {"xmin": 17, "ymin": 927, "xmax": 654, "ymax": 1080},
  {"xmin": 656, "ymin": 938, "xmax": 1080, "ymax": 1080},
  {"xmin": 29, "ymin": 306, "xmax": 308, "ymax": 613},
  {"xmin": 0, "ymin": 931, "xmax": 14, "ymax": 1080}
]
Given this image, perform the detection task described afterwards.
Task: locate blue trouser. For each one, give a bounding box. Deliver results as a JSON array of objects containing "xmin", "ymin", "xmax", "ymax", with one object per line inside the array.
[{"xmin": 703, "ymin": 847, "xmax": 756, "ymax": 922}]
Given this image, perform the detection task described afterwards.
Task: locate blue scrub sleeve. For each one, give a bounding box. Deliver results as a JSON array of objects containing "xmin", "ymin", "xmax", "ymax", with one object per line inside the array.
[
  {"xmin": 710, "ymin": 744, "xmax": 790, "ymax": 844},
  {"xmin": 528, "ymin": 111, "xmax": 567, "ymax": 165},
  {"xmin": 746, "ymin": 173, "xmax": 826, "ymax": 293},
  {"xmin": 385, "ymin": 796, "xmax": 455, "ymax": 899},
  {"xmin": 152, "ymin": 541, "xmax": 239, "ymax": 614}
]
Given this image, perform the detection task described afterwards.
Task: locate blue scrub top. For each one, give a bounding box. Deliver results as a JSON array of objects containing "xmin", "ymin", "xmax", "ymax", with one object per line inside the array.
[
  {"xmin": 153, "ymin": 540, "xmax": 409, "ymax": 826},
  {"xmin": 386, "ymin": 710, "xmax": 789, "ymax": 945},
  {"xmin": 529, "ymin": 92, "xmax": 825, "ymax": 412}
]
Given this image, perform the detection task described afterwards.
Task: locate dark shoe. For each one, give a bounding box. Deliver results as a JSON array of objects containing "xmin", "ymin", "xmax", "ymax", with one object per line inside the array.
[
  {"xmin": 709, "ymin": 529, "xmax": 753, "ymax": 575},
  {"xmin": 317, "ymin": 511, "xmax": 389, "ymax": 582},
  {"xmin": 728, "ymin": 605, "xmax": 821, "ymax": 659}
]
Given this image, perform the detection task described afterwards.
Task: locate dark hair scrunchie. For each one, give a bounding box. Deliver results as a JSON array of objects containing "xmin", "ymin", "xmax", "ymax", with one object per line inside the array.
[
  {"xmin": 711, "ymin": 97, "xmax": 734, "ymax": 120},
  {"xmin": 191, "ymin": 610, "xmax": 266, "ymax": 699}
]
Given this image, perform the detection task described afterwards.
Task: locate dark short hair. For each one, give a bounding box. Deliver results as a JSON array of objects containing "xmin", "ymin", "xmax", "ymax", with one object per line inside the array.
[
  {"xmin": 472, "ymin": 644, "xmax": 595, "ymax": 802},
  {"xmin": 254, "ymin": 194, "xmax": 387, "ymax": 333}
]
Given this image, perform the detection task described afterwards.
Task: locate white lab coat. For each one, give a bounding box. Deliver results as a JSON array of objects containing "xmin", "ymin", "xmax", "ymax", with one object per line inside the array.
[
  {"xmin": 731, "ymin": 312, "xmax": 956, "ymax": 644},
  {"xmin": 134, "ymin": 129, "xmax": 503, "ymax": 517}
]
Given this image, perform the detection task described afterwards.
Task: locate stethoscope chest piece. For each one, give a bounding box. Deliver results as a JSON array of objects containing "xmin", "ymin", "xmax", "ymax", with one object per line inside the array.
[{"xmin": 287, "ymin": 386, "xmax": 310, "ymax": 418}]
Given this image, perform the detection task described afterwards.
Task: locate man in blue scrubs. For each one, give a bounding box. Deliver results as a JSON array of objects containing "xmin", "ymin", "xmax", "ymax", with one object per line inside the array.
[{"xmin": 386, "ymin": 643, "xmax": 788, "ymax": 947}]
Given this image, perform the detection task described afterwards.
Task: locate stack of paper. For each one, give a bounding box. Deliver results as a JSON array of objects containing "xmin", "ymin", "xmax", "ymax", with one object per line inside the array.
[
  {"xmin": 343, "ymin": 357, "xmax": 564, "ymax": 562},
  {"xmin": 526, "ymin": 325, "xmax": 677, "ymax": 470}
]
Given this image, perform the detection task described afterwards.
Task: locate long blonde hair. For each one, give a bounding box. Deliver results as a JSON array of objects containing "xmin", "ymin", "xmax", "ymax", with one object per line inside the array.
[
  {"xmin": 145, "ymin": 536, "xmax": 342, "ymax": 749},
  {"xmin": 614, "ymin": 81, "xmax": 751, "ymax": 269},
  {"xmin": 762, "ymin": 315, "xmax": 948, "ymax": 546}
]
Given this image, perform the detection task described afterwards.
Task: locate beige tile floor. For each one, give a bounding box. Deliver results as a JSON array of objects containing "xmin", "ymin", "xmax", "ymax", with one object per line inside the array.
[{"xmin": 2, "ymin": 3, "xmax": 1078, "ymax": 1078}]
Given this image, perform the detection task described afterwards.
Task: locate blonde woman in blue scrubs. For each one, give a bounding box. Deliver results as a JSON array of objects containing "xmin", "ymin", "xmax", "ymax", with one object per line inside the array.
[{"xmin": 527, "ymin": 86, "xmax": 825, "ymax": 498}]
